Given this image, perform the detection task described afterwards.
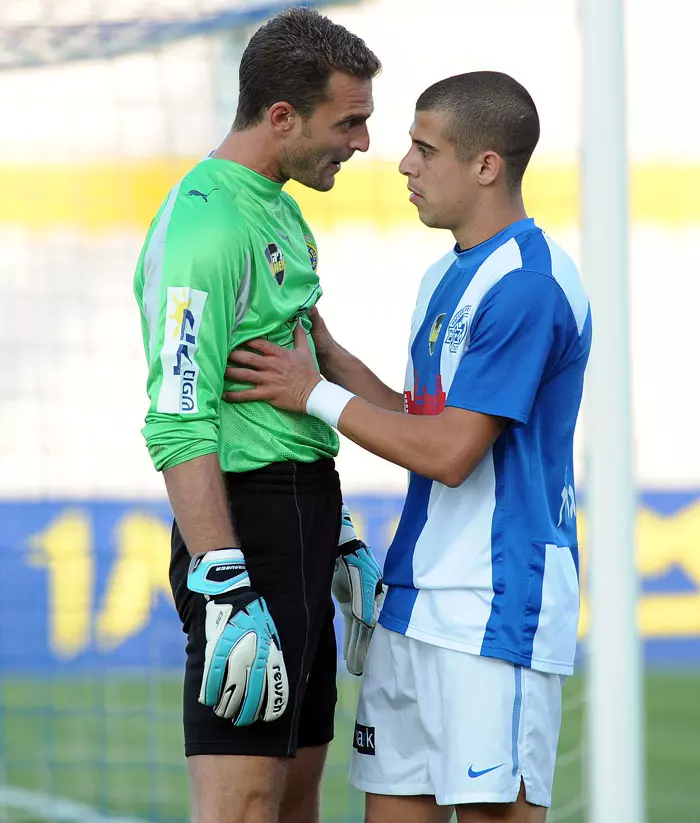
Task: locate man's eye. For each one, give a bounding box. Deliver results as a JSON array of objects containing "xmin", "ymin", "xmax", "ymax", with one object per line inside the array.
[{"xmin": 418, "ymin": 146, "xmax": 430, "ymax": 158}]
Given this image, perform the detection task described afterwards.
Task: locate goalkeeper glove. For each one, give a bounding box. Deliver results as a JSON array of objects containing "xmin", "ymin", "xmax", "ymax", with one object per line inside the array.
[
  {"xmin": 187, "ymin": 548, "xmax": 289, "ymax": 726},
  {"xmin": 332, "ymin": 505, "xmax": 384, "ymax": 676}
]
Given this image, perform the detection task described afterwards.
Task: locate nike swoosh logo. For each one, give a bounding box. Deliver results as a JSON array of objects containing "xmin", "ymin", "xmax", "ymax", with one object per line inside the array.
[
  {"xmin": 276, "ymin": 231, "xmax": 291, "ymax": 243},
  {"xmin": 468, "ymin": 764, "xmax": 504, "ymax": 778}
]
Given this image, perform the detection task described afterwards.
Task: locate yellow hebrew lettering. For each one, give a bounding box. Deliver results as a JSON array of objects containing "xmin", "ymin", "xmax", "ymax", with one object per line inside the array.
[
  {"xmin": 95, "ymin": 512, "xmax": 172, "ymax": 650},
  {"xmin": 636, "ymin": 501, "xmax": 700, "ymax": 585},
  {"xmin": 577, "ymin": 502, "xmax": 700, "ymax": 638},
  {"xmin": 27, "ymin": 509, "xmax": 93, "ymax": 658}
]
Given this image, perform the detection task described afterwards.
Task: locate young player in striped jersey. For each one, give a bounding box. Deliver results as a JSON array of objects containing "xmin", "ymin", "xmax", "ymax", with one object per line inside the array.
[{"xmin": 225, "ymin": 71, "xmax": 591, "ymax": 823}]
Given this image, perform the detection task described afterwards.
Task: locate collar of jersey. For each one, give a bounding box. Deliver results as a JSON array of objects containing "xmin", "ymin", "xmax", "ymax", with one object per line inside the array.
[
  {"xmin": 203, "ymin": 158, "xmax": 284, "ymax": 203},
  {"xmin": 453, "ymin": 217, "xmax": 535, "ymax": 268}
]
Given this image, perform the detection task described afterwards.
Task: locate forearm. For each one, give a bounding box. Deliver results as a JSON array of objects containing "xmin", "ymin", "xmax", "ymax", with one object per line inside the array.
[
  {"xmin": 318, "ymin": 342, "xmax": 403, "ymax": 412},
  {"xmin": 336, "ymin": 398, "xmax": 451, "ymax": 484},
  {"xmin": 164, "ymin": 453, "xmax": 239, "ymax": 555},
  {"xmin": 333, "ymin": 398, "xmax": 503, "ymax": 488}
]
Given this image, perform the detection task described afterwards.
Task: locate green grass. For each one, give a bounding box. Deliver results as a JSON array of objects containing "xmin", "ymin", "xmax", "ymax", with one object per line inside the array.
[{"xmin": 0, "ymin": 672, "xmax": 698, "ymax": 822}]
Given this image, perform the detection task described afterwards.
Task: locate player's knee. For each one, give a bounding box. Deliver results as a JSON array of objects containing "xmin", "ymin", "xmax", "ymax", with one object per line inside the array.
[
  {"xmin": 278, "ymin": 786, "xmax": 321, "ymax": 823},
  {"xmin": 279, "ymin": 746, "xmax": 326, "ymax": 823},
  {"xmin": 192, "ymin": 785, "xmax": 281, "ymax": 823},
  {"xmin": 189, "ymin": 755, "xmax": 286, "ymax": 823}
]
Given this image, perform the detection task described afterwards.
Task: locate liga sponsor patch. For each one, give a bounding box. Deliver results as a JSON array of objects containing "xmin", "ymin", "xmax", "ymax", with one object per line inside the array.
[
  {"xmin": 157, "ymin": 287, "xmax": 208, "ymax": 414},
  {"xmin": 353, "ymin": 722, "xmax": 376, "ymax": 755}
]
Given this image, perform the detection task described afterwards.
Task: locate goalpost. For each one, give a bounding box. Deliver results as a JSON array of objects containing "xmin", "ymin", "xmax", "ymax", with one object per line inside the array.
[{"xmin": 580, "ymin": 1, "xmax": 645, "ymax": 821}]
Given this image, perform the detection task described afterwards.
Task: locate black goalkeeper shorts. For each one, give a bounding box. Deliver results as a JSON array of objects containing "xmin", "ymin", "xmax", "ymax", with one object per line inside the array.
[{"xmin": 169, "ymin": 459, "xmax": 343, "ymax": 758}]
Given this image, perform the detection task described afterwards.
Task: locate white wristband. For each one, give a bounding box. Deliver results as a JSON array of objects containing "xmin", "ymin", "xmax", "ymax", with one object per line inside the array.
[{"xmin": 306, "ymin": 381, "xmax": 356, "ymax": 428}]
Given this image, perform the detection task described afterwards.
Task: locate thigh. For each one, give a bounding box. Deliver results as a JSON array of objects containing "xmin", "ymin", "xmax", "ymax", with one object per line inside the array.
[
  {"xmin": 189, "ymin": 753, "xmax": 288, "ymax": 823},
  {"xmin": 279, "ymin": 744, "xmax": 329, "ymax": 823},
  {"xmin": 349, "ymin": 625, "xmax": 433, "ymax": 797},
  {"xmin": 455, "ymin": 781, "xmax": 547, "ymax": 823},
  {"xmin": 365, "ymin": 794, "xmax": 454, "ymax": 823},
  {"xmin": 415, "ymin": 651, "xmax": 562, "ymax": 810},
  {"xmin": 296, "ymin": 600, "xmax": 337, "ymax": 749},
  {"xmin": 175, "ymin": 463, "xmax": 342, "ymax": 758}
]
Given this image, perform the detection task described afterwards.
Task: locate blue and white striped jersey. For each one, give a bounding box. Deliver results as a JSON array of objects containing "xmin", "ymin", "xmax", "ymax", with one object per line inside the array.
[{"xmin": 379, "ymin": 218, "xmax": 591, "ymax": 675}]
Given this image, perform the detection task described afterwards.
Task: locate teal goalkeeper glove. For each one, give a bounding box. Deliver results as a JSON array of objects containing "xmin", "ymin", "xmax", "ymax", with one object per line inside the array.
[
  {"xmin": 187, "ymin": 549, "xmax": 289, "ymax": 726},
  {"xmin": 332, "ymin": 505, "xmax": 385, "ymax": 676}
]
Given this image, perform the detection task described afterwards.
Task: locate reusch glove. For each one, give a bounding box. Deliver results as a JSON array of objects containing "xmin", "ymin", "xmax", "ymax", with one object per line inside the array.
[
  {"xmin": 332, "ymin": 505, "xmax": 384, "ymax": 676},
  {"xmin": 187, "ymin": 548, "xmax": 289, "ymax": 725}
]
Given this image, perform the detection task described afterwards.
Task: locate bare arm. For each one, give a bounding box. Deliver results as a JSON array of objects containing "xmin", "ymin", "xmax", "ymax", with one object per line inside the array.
[
  {"xmin": 163, "ymin": 453, "xmax": 239, "ymax": 556},
  {"xmin": 309, "ymin": 307, "xmax": 404, "ymax": 413},
  {"xmin": 336, "ymin": 400, "xmax": 505, "ymax": 487},
  {"xmin": 224, "ymin": 325, "xmax": 505, "ymax": 488}
]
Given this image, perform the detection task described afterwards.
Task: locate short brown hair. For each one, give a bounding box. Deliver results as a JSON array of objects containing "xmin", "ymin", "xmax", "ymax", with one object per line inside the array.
[
  {"xmin": 416, "ymin": 71, "xmax": 540, "ymax": 190},
  {"xmin": 234, "ymin": 6, "xmax": 381, "ymax": 129}
]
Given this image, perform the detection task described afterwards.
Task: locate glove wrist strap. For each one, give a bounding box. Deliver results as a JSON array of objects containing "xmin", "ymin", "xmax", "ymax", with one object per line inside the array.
[{"xmin": 187, "ymin": 548, "xmax": 251, "ymax": 597}]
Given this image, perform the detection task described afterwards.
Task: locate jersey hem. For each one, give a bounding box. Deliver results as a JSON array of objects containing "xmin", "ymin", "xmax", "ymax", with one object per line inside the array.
[{"xmin": 390, "ymin": 623, "xmax": 574, "ymax": 676}]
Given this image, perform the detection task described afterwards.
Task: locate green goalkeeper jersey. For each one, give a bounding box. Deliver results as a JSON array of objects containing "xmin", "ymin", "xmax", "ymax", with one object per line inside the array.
[{"xmin": 133, "ymin": 157, "xmax": 339, "ymax": 473}]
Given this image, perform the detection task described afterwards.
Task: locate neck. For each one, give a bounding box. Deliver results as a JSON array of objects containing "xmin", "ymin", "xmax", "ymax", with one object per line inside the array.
[
  {"xmin": 453, "ymin": 189, "xmax": 527, "ymax": 251},
  {"xmin": 212, "ymin": 128, "xmax": 286, "ymax": 184}
]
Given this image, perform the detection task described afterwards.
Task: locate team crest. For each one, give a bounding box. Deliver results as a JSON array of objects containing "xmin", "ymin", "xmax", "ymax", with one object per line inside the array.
[
  {"xmin": 265, "ymin": 243, "xmax": 286, "ymax": 285},
  {"xmin": 428, "ymin": 313, "xmax": 446, "ymax": 356},
  {"xmin": 444, "ymin": 305, "xmax": 472, "ymax": 353},
  {"xmin": 305, "ymin": 234, "xmax": 318, "ymax": 272}
]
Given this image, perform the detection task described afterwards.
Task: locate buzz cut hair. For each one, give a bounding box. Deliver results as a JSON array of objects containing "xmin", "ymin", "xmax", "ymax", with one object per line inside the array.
[{"xmin": 416, "ymin": 71, "xmax": 540, "ymax": 190}]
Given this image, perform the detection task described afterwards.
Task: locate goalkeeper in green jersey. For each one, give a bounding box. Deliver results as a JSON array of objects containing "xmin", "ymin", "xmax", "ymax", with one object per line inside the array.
[{"xmin": 133, "ymin": 8, "xmax": 383, "ymax": 823}]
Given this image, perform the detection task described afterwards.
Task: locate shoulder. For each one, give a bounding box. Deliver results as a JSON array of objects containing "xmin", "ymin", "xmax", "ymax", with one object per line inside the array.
[
  {"xmin": 484, "ymin": 228, "xmax": 589, "ymax": 329},
  {"xmin": 417, "ymin": 249, "xmax": 457, "ymax": 299},
  {"xmin": 166, "ymin": 173, "xmax": 249, "ymax": 253}
]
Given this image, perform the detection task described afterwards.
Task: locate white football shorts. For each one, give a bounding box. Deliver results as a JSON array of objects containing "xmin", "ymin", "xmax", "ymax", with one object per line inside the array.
[{"xmin": 349, "ymin": 625, "xmax": 565, "ymax": 807}]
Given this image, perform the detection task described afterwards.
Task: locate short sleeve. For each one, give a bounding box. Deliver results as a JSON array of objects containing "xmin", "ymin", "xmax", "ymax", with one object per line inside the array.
[{"xmin": 446, "ymin": 271, "xmax": 564, "ymax": 424}]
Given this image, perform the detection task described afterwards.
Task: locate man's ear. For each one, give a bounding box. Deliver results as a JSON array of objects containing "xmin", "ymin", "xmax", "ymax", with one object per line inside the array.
[
  {"xmin": 476, "ymin": 150, "xmax": 503, "ymax": 186},
  {"xmin": 268, "ymin": 102, "xmax": 297, "ymax": 134}
]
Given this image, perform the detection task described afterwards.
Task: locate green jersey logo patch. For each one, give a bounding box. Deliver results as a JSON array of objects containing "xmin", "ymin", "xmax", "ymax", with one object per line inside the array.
[
  {"xmin": 305, "ymin": 234, "xmax": 318, "ymax": 272},
  {"xmin": 265, "ymin": 243, "xmax": 286, "ymax": 285}
]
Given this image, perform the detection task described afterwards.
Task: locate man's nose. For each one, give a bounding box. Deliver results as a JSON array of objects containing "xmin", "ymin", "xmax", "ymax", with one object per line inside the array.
[{"xmin": 349, "ymin": 124, "xmax": 370, "ymax": 153}]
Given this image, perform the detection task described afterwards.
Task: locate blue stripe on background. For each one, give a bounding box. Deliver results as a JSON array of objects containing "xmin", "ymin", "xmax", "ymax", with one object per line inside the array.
[
  {"xmin": 2, "ymin": 495, "xmax": 700, "ymax": 671},
  {"xmin": 511, "ymin": 665, "xmax": 523, "ymax": 777}
]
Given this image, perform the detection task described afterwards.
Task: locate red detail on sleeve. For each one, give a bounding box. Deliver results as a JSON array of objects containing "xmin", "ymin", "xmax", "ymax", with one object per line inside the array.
[{"xmin": 404, "ymin": 371, "xmax": 446, "ymax": 416}]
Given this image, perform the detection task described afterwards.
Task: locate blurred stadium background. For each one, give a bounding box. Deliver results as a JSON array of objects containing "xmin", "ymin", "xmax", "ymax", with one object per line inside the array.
[{"xmin": 1, "ymin": 0, "xmax": 699, "ymax": 821}]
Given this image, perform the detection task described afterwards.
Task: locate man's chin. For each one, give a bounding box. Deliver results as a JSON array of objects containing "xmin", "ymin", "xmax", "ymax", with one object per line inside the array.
[
  {"xmin": 292, "ymin": 173, "xmax": 335, "ymax": 193},
  {"xmin": 415, "ymin": 207, "xmax": 447, "ymax": 231}
]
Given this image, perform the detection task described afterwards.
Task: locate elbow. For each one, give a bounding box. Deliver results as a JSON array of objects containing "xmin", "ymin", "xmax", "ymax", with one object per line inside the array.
[
  {"xmin": 437, "ymin": 469, "xmax": 467, "ymax": 489},
  {"xmin": 432, "ymin": 458, "xmax": 469, "ymax": 489}
]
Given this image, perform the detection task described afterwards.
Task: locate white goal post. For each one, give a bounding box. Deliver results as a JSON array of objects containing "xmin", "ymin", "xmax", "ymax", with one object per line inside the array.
[{"xmin": 580, "ymin": 1, "xmax": 645, "ymax": 822}]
